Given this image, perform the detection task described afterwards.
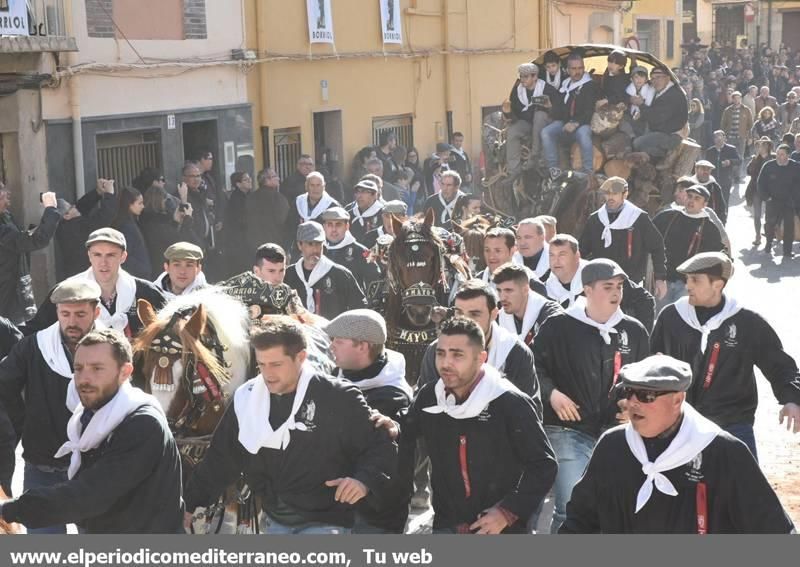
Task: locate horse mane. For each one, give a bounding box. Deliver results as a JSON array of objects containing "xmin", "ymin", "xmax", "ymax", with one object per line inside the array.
[{"xmin": 456, "ymin": 217, "xmax": 491, "ymax": 264}]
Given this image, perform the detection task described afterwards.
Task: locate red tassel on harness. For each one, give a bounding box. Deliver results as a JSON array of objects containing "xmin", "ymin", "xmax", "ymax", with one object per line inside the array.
[
  {"xmin": 703, "ymin": 343, "xmax": 721, "ymax": 390},
  {"xmin": 196, "ymin": 363, "xmax": 223, "ymax": 402}
]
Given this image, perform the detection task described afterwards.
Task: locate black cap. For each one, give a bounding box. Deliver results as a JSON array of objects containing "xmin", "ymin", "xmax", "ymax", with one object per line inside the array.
[
  {"xmin": 436, "ymin": 142, "xmax": 454, "ymax": 154},
  {"xmin": 685, "ymin": 184, "xmax": 710, "ymax": 200},
  {"xmin": 580, "ymin": 258, "xmax": 628, "ymax": 286}
]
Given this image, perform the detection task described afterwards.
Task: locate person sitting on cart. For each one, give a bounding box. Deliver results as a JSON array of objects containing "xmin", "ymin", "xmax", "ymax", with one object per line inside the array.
[
  {"xmin": 596, "ymin": 50, "xmax": 630, "ymax": 110},
  {"xmin": 632, "ymin": 66, "xmax": 688, "ymax": 161}
]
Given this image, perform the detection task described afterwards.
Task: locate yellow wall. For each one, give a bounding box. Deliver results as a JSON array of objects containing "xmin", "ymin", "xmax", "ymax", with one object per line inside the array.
[
  {"xmin": 624, "ymin": 0, "xmax": 682, "ymax": 68},
  {"xmin": 246, "ymin": 0, "xmax": 544, "ymax": 176}
]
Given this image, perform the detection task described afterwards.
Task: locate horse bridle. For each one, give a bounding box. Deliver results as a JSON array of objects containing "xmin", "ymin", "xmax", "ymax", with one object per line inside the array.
[{"xmin": 387, "ymin": 222, "xmax": 449, "ymax": 299}]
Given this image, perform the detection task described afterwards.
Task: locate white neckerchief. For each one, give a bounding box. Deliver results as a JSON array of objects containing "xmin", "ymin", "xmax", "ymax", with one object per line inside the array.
[
  {"xmin": 293, "ymin": 256, "xmax": 335, "ymax": 313},
  {"xmin": 451, "ymin": 147, "xmax": 467, "ymax": 161},
  {"xmin": 438, "ymin": 191, "xmax": 461, "ymax": 225},
  {"xmin": 678, "ymin": 207, "xmax": 709, "ymax": 220},
  {"xmin": 337, "ymin": 349, "xmax": 413, "ymax": 398},
  {"xmin": 423, "ymin": 364, "xmax": 519, "ymax": 420},
  {"xmin": 517, "ymin": 79, "xmax": 546, "ymax": 111},
  {"xmin": 624, "ymin": 403, "xmax": 721, "ymax": 513},
  {"xmin": 487, "ymin": 322, "xmax": 518, "ymax": 372},
  {"xmin": 686, "ymin": 173, "xmax": 718, "ymax": 187},
  {"xmin": 326, "ymin": 231, "xmax": 357, "ymax": 251},
  {"xmin": 654, "ymin": 82, "xmax": 674, "ymax": 100},
  {"xmin": 546, "ymin": 69, "xmax": 563, "ymax": 89},
  {"xmin": 560, "ymin": 72, "xmax": 592, "ymax": 104},
  {"xmin": 153, "ymin": 271, "xmax": 207, "ymax": 300},
  {"xmin": 625, "ymin": 82, "xmax": 656, "ymax": 115},
  {"xmin": 296, "ymin": 192, "xmax": 334, "ymax": 222},
  {"xmin": 565, "ymin": 297, "xmax": 625, "ymax": 345},
  {"xmin": 233, "ymin": 362, "xmax": 315, "ymax": 454},
  {"xmin": 70, "ymin": 268, "xmax": 136, "ymax": 332},
  {"xmin": 498, "ymin": 289, "xmax": 548, "ymax": 342},
  {"xmin": 36, "ymin": 322, "xmax": 74, "ymax": 379},
  {"xmin": 512, "ymin": 245, "xmax": 549, "ymax": 279},
  {"xmin": 673, "ymin": 295, "xmax": 742, "ymax": 353},
  {"xmin": 545, "ymin": 259, "xmax": 587, "ymax": 307},
  {"xmin": 598, "ymin": 201, "xmax": 644, "ymax": 248},
  {"xmin": 55, "ymin": 381, "xmax": 162, "ymax": 479},
  {"xmin": 351, "ymin": 200, "xmax": 384, "ymax": 227}
]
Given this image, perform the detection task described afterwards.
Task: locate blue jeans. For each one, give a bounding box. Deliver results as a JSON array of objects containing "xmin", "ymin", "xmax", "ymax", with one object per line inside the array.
[
  {"xmin": 541, "ymin": 121, "xmax": 593, "ymax": 173},
  {"xmin": 544, "ymin": 426, "xmax": 596, "ymax": 534},
  {"xmin": 263, "ymin": 516, "xmax": 351, "ymax": 535},
  {"xmin": 723, "ymin": 423, "xmax": 758, "ymax": 462},
  {"xmin": 23, "ymin": 462, "xmax": 68, "ymax": 534},
  {"xmin": 656, "ymin": 279, "xmax": 687, "ymax": 315}
]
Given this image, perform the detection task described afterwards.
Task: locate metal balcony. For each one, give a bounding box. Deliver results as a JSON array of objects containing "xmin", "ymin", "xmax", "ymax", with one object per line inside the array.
[{"xmin": 0, "ymin": 0, "xmax": 77, "ymax": 53}]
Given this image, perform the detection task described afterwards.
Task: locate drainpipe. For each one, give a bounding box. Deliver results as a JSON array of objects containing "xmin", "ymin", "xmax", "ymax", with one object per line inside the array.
[
  {"xmin": 65, "ymin": 0, "xmax": 85, "ymax": 198},
  {"xmin": 256, "ymin": 0, "xmax": 269, "ymax": 168},
  {"xmin": 442, "ymin": 0, "xmax": 451, "ymax": 141},
  {"xmin": 768, "ymin": 0, "xmax": 773, "ymax": 49}
]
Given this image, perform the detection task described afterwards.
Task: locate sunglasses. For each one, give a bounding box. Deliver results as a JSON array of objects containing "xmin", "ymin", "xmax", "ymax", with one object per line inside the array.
[{"xmin": 620, "ymin": 388, "xmax": 676, "ymax": 404}]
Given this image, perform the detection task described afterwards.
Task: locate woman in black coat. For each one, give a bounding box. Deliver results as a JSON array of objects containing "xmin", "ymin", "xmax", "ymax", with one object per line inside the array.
[
  {"xmin": 112, "ymin": 187, "xmax": 152, "ymax": 280},
  {"xmin": 139, "ymin": 185, "xmax": 202, "ymax": 278}
]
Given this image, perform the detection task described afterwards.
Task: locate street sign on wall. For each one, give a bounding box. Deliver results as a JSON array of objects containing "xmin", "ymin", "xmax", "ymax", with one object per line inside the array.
[{"xmin": 0, "ymin": 0, "xmax": 29, "ymax": 36}]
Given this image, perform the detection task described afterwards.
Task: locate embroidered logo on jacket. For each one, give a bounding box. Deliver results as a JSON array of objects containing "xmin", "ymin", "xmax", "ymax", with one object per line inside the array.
[
  {"xmin": 724, "ymin": 323, "xmax": 738, "ymax": 347},
  {"xmin": 298, "ymin": 399, "xmax": 317, "ymax": 430},
  {"xmin": 685, "ymin": 451, "xmax": 704, "ymax": 482},
  {"xmin": 617, "ymin": 329, "xmax": 631, "ymax": 354}
]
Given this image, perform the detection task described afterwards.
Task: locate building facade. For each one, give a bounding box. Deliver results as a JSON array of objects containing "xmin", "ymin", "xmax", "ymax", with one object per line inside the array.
[{"xmin": 624, "ymin": 0, "xmax": 683, "ymax": 68}]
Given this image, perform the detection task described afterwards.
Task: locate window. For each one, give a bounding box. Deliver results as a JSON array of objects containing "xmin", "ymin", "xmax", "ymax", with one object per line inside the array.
[
  {"xmin": 96, "ymin": 130, "xmax": 162, "ymax": 189},
  {"xmin": 666, "ymin": 20, "xmax": 675, "ymax": 60},
  {"xmin": 273, "ymin": 127, "xmax": 302, "ymax": 182},
  {"xmin": 635, "ymin": 19, "xmax": 661, "ymax": 59},
  {"xmin": 113, "ymin": 0, "xmax": 184, "ymax": 40},
  {"xmin": 372, "ymin": 114, "xmax": 414, "ymax": 152}
]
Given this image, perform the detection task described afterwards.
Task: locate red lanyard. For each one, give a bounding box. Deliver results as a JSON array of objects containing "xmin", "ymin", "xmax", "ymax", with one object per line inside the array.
[
  {"xmin": 696, "ymin": 482, "xmax": 708, "ymax": 534},
  {"xmin": 703, "ymin": 342, "xmax": 721, "ymax": 390},
  {"xmin": 313, "ymin": 289, "xmax": 322, "ymax": 315},
  {"xmin": 459, "ymin": 435, "xmax": 471, "ymax": 498},
  {"xmin": 627, "ymin": 231, "xmax": 633, "ymax": 259},
  {"xmin": 608, "ymin": 351, "xmax": 623, "ymax": 397}
]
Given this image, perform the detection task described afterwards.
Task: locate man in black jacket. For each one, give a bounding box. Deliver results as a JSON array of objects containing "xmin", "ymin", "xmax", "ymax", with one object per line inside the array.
[
  {"xmin": 400, "ymin": 317, "xmax": 557, "ymax": 534},
  {"xmin": 284, "ymin": 221, "xmax": 367, "ymax": 319},
  {"xmin": 579, "ymin": 177, "xmax": 667, "ymax": 299},
  {"xmin": 0, "ymin": 187, "xmax": 61, "ymax": 324},
  {"xmin": 650, "ymin": 252, "xmax": 800, "ymax": 458},
  {"xmin": 184, "ymin": 319, "xmax": 397, "ymax": 534},
  {"xmin": 541, "ymin": 53, "xmax": 598, "ymax": 175},
  {"xmin": 424, "ymin": 170, "xmax": 465, "ymax": 231},
  {"xmin": 23, "ymin": 228, "xmax": 166, "ymax": 337},
  {"xmin": 757, "ymin": 144, "xmax": 800, "ymax": 259},
  {"xmin": 0, "ymin": 280, "xmax": 102, "ymax": 533},
  {"xmin": 247, "ymin": 168, "xmax": 289, "ymax": 261},
  {"xmin": 322, "ymin": 207, "xmax": 381, "ymax": 293},
  {"xmin": 494, "ymin": 264, "xmax": 562, "ymax": 350},
  {"xmin": 533, "ymin": 259, "xmax": 650, "ymax": 533},
  {"xmin": 682, "ymin": 160, "xmax": 729, "ymax": 224},
  {"xmin": 561, "ymin": 355, "xmax": 794, "ymax": 534},
  {"xmin": 705, "ymin": 131, "xmax": 741, "ymax": 208},
  {"xmin": 633, "ymin": 66, "xmax": 689, "ymax": 159},
  {"xmin": 346, "ymin": 179, "xmax": 384, "ymax": 244},
  {"xmin": 0, "ymin": 329, "xmax": 183, "ymax": 534},
  {"xmin": 325, "ymin": 309, "xmax": 412, "ymax": 533}
]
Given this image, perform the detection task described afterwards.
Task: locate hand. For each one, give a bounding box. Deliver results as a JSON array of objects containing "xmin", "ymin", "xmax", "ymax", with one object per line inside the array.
[
  {"xmin": 563, "ymin": 122, "xmax": 578, "ymax": 134},
  {"xmin": 779, "ymin": 403, "xmax": 800, "ymax": 433},
  {"xmin": 325, "ymin": 477, "xmax": 368, "ymax": 504},
  {"xmin": 630, "ymin": 96, "xmax": 644, "ymax": 106},
  {"xmin": 370, "ymin": 412, "xmax": 399, "ymax": 440},
  {"xmin": 549, "ymin": 389, "xmax": 581, "ymax": 422},
  {"xmin": 654, "ymin": 279, "xmax": 668, "ymax": 300},
  {"xmin": 41, "ymin": 191, "xmax": 57, "ymax": 209},
  {"xmin": 541, "ymin": 97, "xmax": 552, "ymax": 109},
  {"xmin": 215, "ymin": 222, "xmax": 223, "ymax": 232},
  {"xmin": 722, "ymin": 160, "xmax": 731, "ymax": 167},
  {"xmin": 183, "ymin": 511, "xmax": 194, "ymax": 530},
  {"xmin": 102, "ymin": 179, "xmax": 115, "ymax": 194},
  {"xmin": 183, "ymin": 203, "xmax": 193, "ymax": 217},
  {"xmin": 178, "ymin": 183, "xmax": 189, "ymax": 203},
  {"xmin": 469, "ymin": 507, "xmax": 509, "ymax": 535}
]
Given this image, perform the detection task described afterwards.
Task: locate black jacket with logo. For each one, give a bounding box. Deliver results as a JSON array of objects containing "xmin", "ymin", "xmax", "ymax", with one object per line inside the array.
[
  {"xmin": 284, "ymin": 260, "xmax": 367, "ymax": 320},
  {"xmin": 325, "ymin": 240, "xmax": 382, "ymax": 294},
  {"xmin": 653, "ymin": 209, "xmax": 724, "ymax": 281}
]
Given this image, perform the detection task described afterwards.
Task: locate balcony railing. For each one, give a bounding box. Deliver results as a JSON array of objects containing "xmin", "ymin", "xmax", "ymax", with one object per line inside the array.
[{"xmin": 0, "ymin": 0, "xmax": 78, "ymax": 53}]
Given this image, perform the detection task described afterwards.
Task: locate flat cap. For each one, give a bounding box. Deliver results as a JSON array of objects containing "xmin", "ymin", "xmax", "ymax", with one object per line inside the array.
[
  {"xmin": 296, "ymin": 220, "xmax": 326, "ymax": 243},
  {"xmin": 518, "ymin": 63, "xmax": 538, "ymax": 77},
  {"xmin": 382, "ymin": 200, "xmax": 408, "ymax": 215},
  {"xmin": 321, "ymin": 206, "xmax": 350, "ymax": 222},
  {"xmin": 436, "ymin": 142, "xmax": 454, "ymax": 154},
  {"xmin": 323, "ymin": 309, "xmax": 387, "ymax": 344},
  {"xmin": 677, "ymin": 251, "xmax": 734, "ymax": 280},
  {"xmin": 354, "ymin": 179, "xmax": 379, "ymax": 193},
  {"xmin": 618, "ymin": 354, "xmax": 692, "ymax": 392},
  {"xmin": 581, "ymin": 258, "xmax": 628, "ymax": 286},
  {"xmin": 599, "ymin": 176, "xmax": 628, "ymax": 193},
  {"xmin": 731, "ymin": 90, "xmax": 743, "ymax": 97},
  {"xmin": 694, "ymin": 159, "xmax": 715, "ymax": 169},
  {"xmin": 676, "ymin": 175, "xmax": 695, "ymax": 186},
  {"xmin": 631, "ymin": 65, "xmax": 648, "ymax": 76},
  {"xmin": 85, "ymin": 227, "xmax": 126, "ymax": 250},
  {"xmin": 51, "ymin": 279, "xmax": 101, "ymax": 305},
  {"xmin": 757, "ymin": 135, "xmax": 774, "ymax": 145},
  {"xmin": 164, "ymin": 241, "xmax": 204, "ymax": 262},
  {"xmin": 685, "ymin": 184, "xmax": 710, "ymax": 200},
  {"xmin": 650, "ymin": 66, "xmax": 669, "ymax": 76}
]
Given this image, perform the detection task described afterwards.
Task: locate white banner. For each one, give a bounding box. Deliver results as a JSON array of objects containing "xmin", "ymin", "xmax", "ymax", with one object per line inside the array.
[
  {"xmin": 380, "ymin": 0, "xmax": 402, "ymax": 44},
  {"xmin": 0, "ymin": 0, "xmax": 29, "ymax": 36},
  {"xmin": 307, "ymin": 0, "xmax": 334, "ymax": 44}
]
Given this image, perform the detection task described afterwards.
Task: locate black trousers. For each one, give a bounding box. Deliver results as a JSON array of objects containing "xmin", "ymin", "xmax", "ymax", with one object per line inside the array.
[{"xmin": 764, "ymin": 200, "xmax": 797, "ymax": 256}]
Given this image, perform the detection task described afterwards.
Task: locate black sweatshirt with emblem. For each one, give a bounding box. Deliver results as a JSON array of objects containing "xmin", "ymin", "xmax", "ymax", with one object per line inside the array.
[
  {"xmin": 325, "ymin": 240, "xmax": 382, "ymax": 294},
  {"xmin": 183, "ymin": 374, "xmax": 397, "ymax": 529},
  {"xmin": 650, "ymin": 301, "xmax": 800, "ymax": 427},
  {"xmin": 284, "ymin": 260, "xmax": 367, "ymax": 320},
  {"xmin": 533, "ymin": 312, "xmax": 650, "ymax": 438}
]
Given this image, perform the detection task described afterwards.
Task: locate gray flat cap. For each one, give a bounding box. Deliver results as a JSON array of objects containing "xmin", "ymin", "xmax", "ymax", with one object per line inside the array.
[
  {"xmin": 297, "ymin": 221, "xmax": 325, "ymax": 243},
  {"xmin": 354, "ymin": 179, "xmax": 379, "ymax": 193},
  {"xmin": 518, "ymin": 63, "xmax": 538, "ymax": 77},
  {"xmin": 85, "ymin": 227, "xmax": 126, "ymax": 250},
  {"xmin": 618, "ymin": 354, "xmax": 692, "ymax": 392},
  {"xmin": 164, "ymin": 241, "xmax": 204, "ymax": 261},
  {"xmin": 323, "ymin": 309, "xmax": 387, "ymax": 344},
  {"xmin": 677, "ymin": 251, "xmax": 734, "ymax": 281},
  {"xmin": 676, "ymin": 175, "xmax": 695, "ymax": 186},
  {"xmin": 685, "ymin": 184, "xmax": 710, "ymax": 200},
  {"xmin": 631, "ymin": 65, "xmax": 648, "ymax": 76},
  {"xmin": 382, "ymin": 200, "xmax": 408, "ymax": 215},
  {"xmin": 51, "ymin": 279, "xmax": 101, "ymax": 305},
  {"xmin": 599, "ymin": 176, "xmax": 628, "ymax": 194},
  {"xmin": 321, "ymin": 206, "xmax": 350, "ymax": 222},
  {"xmin": 436, "ymin": 142, "xmax": 454, "ymax": 154},
  {"xmin": 695, "ymin": 160, "xmax": 715, "ymax": 169},
  {"xmin": 581, "ymin": 258, "xmax": 628, "ymax": 286}
]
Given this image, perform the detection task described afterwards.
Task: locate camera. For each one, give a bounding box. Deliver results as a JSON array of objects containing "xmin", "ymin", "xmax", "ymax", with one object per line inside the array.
[{"xmin": 179, "ymin": 203, "xmax": 190, "ymax": 212}]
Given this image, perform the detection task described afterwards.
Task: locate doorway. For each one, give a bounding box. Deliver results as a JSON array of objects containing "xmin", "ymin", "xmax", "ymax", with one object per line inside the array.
[
  {"xmin": 182, "ymin": 119, "xmax": 220, "ymax": 181},
  {"xmin": 313, "ymin": 110, "xmax": 343, "ymax": 179},
  {"xmin": 783, "ymin": 12, "xmax": 800, "ymax": 52}
]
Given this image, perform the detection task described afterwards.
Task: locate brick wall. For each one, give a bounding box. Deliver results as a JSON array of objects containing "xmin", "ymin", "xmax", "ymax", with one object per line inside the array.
[
  {"xmin": 183, "ymin": 0, "xmax": 208, "ymax": 40},
  {"xmin": 86, "ymin": 0, "xmax": 115, "ymax": 38}
]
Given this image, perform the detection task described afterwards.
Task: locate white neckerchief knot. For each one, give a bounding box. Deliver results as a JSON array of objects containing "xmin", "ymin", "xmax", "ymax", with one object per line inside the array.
[
  {"xmin": 598, "ymin": 201, "xmax": 644, "ymax": 248},
  {"xmin": 545, "ymin": 259, "xmax": 587, "ymax": 307},
  {"xmin": 498, "ymin": 289, "xmax": 547, "ymax": 342},
  {"xmin": 673, "ymin": 295, "xmax": 742, "ymax": 353},
  {"xmin": 512, "ymin": 245, "xmax": 549, "ymax": 279},
  {"xmin": 293, "ymin": 255, "xmax": 334, "ymax": 313},
  {"xmin": 517, "ymin": 79, "xmax": 546, "ymax": 112},
  {"xmin": 153, "ymin": 271, "xmax": 207, "ymax": 300},
  {"xmin": 337, "ymin": 349, "xmax": 413, "ymax": 398},
  {"xmin": 560, "ymin": 72, "xmax": 592, "ymax": 104},
  {"xmin": 326, "ymin": 231, "xmax": 357, "ymax": 250},
  {"xmin": 296, "ymin": 192, "xmax": 334, "ymax": 222},
  {"xmin": 423, "ymin": 364, "xmax": 519, "ymax": 420},
  {"xmin": 71, "ymin": 268, "xmax": 136, "ymax": 332},
  {"xmin": 565, "ymin": 298, "xmax": 624, "ymax": 345},
  {"xmin": 351, "ymin": 201, "xmax": 384, "ymax": 226},
  {"xmin": 438, "ymin": 191, "xmax": 462, "ymax": 225}
]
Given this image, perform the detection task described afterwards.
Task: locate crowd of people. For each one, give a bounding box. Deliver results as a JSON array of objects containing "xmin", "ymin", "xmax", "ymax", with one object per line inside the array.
[{"xmin": 0, "ymin": 41, "xmax": 799, "ymax": 537}]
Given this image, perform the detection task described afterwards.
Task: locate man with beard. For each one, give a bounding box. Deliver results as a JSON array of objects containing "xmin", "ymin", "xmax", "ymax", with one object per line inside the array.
[
  {"xmin": 322, "ymin": 207, "xmax": 381, "ymax": 293},
  {"xmin": 688, "ymin": 159, "xmax": 729, "ymax": 224},
  {"xmin": 24, "ymin": 228, "xmax": 166, "ymax": 337},
  {"xmin": 544, "ymin": 234, "xmax": 655, "ymax": 332},
  {"xmin": 513, "ymin": 219, "xmax": 550, "ymax": 280},
  {"xmin": 0, "ymin": 280, "xmax": 103, "ymax": 532},
  {"xmin": 424, "ymin": 170, "xmax": 466, "ymax": 231},
  {"xmin": 0, "ymin": 329, "xmax": 183, "ymax": 533},
  {"xmin": 284, "ymin": 221, "xmax": 367, "ymax": 319},
  {"xmin": 153, "ymin": 242, "xmax": 207, "ymax": 299},
  {"xmin": 418, "ymin": 280, "xmax": 538, "ymax": 397},
  {"xmin": 650, "ymin": 253, "xmax": 800, "ymax": 458},
  {"xmin": 346, "ymin": 179, "xmax": 385, "ymax": 244},
  {"xmin": 532, "ymin": 259, "xmax": 650, "ymax": 533},
  {"xmin": 325, "ymin": 309, "xmax": 412, "ymax": 533},
  {"xmin": 399, "ymin": 317, "xmax": 556, "ymax": 534},
  {"xmin": 494, "ymin": 264, "xmax": 562, "ymax": 349},
  {"xmin": 561, "ymin": 355, "xmax": 795, "ymax": 534},
  {"xmin": 653, "ymin": 186, "xmax": 724, "ymax": 310}
]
